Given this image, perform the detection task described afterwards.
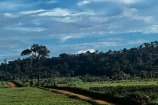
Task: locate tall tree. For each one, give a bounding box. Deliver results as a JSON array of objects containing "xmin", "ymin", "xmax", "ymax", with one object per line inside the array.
[{"xmin": 21, "ymin": 44, "xmax": 50, "ymax": 86}]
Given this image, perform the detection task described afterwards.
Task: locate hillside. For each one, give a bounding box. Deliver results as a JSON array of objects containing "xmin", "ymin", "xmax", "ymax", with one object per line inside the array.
[{"xmin": 1, "ymin": 41, "xmax": 158, "ymax": 80}]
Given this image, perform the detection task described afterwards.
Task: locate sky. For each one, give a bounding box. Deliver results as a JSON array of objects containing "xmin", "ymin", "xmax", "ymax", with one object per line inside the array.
[{"xmin": 0, "ymin": 0, "xmax": 158, "ymax": 62}]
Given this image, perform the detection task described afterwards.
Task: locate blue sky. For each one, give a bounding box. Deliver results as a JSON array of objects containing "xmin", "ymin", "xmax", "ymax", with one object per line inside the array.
[{"xmin": 0, "ymin": 0, "xmax": 158, "ymax": 62}]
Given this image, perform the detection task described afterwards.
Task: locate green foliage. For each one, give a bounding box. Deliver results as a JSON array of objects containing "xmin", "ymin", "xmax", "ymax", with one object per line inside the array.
[
  {"xmin": 2, "ymin": 41, "xmax": 158, "ymax": 81},
  {"xmin": 54, "ymin": 78, "xmax": 158, "ymax": 89},
  {"xmin": 90, "ymin": 85, "xmax": 158, "ymax": 105},
  {"xmin": 125, "ymin": 93, "xmax": 150, "ymax": 105},
  {"xmin": 0, "ymin": 82, "xmax": 9, "ymax": 88}
]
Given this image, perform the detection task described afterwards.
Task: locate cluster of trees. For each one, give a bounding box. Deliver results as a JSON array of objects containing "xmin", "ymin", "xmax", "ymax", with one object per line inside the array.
[{"xmin": 1, "ymin": 41, "xmax": 158, "ymax": 82}]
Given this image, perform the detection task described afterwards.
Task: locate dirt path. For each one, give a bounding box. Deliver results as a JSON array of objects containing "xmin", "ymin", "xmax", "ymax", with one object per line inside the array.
[
  {"xmin": 49, "ymin": 88, "xmax": 116, "ymax": 105},
  {"xmin": 7, "ymin": 82, "xmax": 16, "ymax": 88}
]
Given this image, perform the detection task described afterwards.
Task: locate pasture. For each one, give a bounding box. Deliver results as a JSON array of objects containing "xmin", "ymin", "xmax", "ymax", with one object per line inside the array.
[
  {"xmin": 9, "ymin": 78, "xmax": 158, "ymax": 105},
  {"xmin": 0, "ymin": 82, "xmax": 8, "ymax": 88},
  {"xmin": 0, "ymin": 82, "xmax": 92, "ymax": 105},
  {"xmin": 73, "ymin": 80, "xmax": 158, "ymax": 89},
  {"xmin": 53, "ymin": 78, "xmax": 158, "ymax": 89}
]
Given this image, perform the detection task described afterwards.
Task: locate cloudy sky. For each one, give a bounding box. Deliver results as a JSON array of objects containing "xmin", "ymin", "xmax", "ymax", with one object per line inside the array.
[{"xmin": 0, "ymin": 0, "xmax": 158, "ymax": 61}]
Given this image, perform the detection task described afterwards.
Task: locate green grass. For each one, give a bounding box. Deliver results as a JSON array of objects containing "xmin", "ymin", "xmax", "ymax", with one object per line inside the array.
[
  {"xmin": 15, "ymin": 77, "xmax": 158, "ymax": 89},
  {"xmin": 57, "ymin": 79, "xmax": 158, "ymax": 89},
  {"xmin": 0, "ymin": 81, "xmax": 9, "ymax": 88},
  {"xmin": 0, "ymin": 84, "xmax": 92, "ymax": 105},
  {"xmin": 75, "ymin": 81, "xmax": 158, "ymax": 89}
]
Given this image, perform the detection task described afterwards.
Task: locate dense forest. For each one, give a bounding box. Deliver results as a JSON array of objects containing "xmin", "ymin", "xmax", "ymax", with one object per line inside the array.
[{"xmin": 1, "ymin": 41, "xmax": 158, "ymax": 81}]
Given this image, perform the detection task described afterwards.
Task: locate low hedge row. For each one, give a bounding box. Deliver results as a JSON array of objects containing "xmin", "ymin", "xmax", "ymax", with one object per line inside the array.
[{"xmin": 44, "ymin": 86, "xmax": 140, "ymax": 105}]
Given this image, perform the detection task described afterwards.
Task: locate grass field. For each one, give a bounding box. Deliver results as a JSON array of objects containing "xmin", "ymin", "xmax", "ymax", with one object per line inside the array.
[
  {"xmin": 74, "ymin": 80, "xmax": 158, "ymax": 89},
  {"xmin": 54, "ymin": 79, "xmax": 158, "ymax": 105},
  {"xmin": 0, "ymin": 81, "xmax": 9, "ymax": 88},
  {"xmin": 56, "ymin": 79, "xmax": 158, "ymax": 89},
  {"xmin": 15, "ymin": 77, "xmax": 158, "ymax": 89},
  {"xmin": 0, "ymin": 83, "xmax": 92, "ymax": 105}
]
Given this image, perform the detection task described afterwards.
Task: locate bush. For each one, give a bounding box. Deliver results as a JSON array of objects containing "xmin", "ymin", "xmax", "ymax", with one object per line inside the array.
[
  {"xmin": 90, "ymin": 86, "xmax": 158, "ymax": 105},
  {"xmin": 125, "ymin": 93, "xmax": 150, "ymax": 105}
]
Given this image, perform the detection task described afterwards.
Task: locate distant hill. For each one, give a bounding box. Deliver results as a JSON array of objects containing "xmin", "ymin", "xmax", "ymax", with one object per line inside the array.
[{"xmin": 1, "ymin": 41, "xmax": 158, "ymax": 80}]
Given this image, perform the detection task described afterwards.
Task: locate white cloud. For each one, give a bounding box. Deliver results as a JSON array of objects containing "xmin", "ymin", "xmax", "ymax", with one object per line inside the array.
[
  {"xmin": 17, "ymin": 22, "xmax": 23, "ymax": 26},
  {"xmin": 0, "ymin": 0, "xmax": 158, "ymax": 59},
  {"xmin": 77, "ymin": 0, "xmax": 91, "ymax": 6},
  {"xmin": 3, "ymin": 13, "xmax": 19, "ymax": 18},
  {"xmin": 74, "ymin": 42, "xmax": 120, "ymax": 49},
  {"xmin": 116, "ymin": 0, "xmax": 142, "ymax": 4},
  {"xmin": 122, "ymin": 7, "xmax": 153, "ymax": 23},
  {"xmin": 60, "ymin": 35, "xmax": 84, "ymax": 42},
  {"xmin": 127, "ymin": 39, "xmax": 147, "ymax": 44},
  {"xmin": 144, "ymin": 25, "xmax": 158, "ymax": 34},
  {"xmin": 38, "ymin": 8, "xmax": 94, "ymax": 17},
  {"xmin": 77, "ymin": 0, "xmax": 107, "ymax": 6},
  {"xmin": 77, "ymin": 0, "xmax": 142, "ymax": 6},
  {"xmin": 5, "ymin": 27, "xmax": 46, "ymax": 32},
  {"xmin": 19, "ymin": 9, "xmax": 46, "ymax": 15},
  {"xmin": 77, "ymin": 49, "xmax": 95, "ymax": 53},
  {"xmin": 48, "ymin": 33, "xmax": 87, "ymax": 42},
  {"xmin": 72, "ymin": 11, "xmax": 94, "ymax": 16},
  {"xmin": 122, "ymin": 8, "xmax": 138, "ymax": 16},
  {"xmin": 60, "ymin": 36, "xmax": 74, "ymax": 42},
  {"xmin": 51, "ymin": 41, "xmax": 123, "ymax": 55},
  {"xmin": 100, "ymin": 38, "xmax": 124, "ymax": 41},
  {"xmin": 53, "ymin": 17, "xmax": 81, "ymax": 23},
  {"xmin": 0, "ymin": 1, "xmax": 24, "ymax": 10},
  {"xmin": 38, "ymin": 8, "xmax": 71, "ymax": 16},
  {"xmin": 52, "ymin": 11, "xmax": 94, "ymax": 23},
  {"xmin": 132, "ymin": 16, "xmax": 153, "ymax": 23},
  {"xmin": 46, "ymin": 0, "xmax": 58, "ymax": 4},
  {"xmin": 90, "ymin": 17, "xmax": 109, "ymax": 22},
  {"xmin": 89, "ymin": 15, "xmax": 123, "ymax": 23}
]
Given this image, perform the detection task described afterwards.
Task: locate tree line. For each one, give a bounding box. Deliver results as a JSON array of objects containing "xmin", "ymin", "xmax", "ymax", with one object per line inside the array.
[{"xmin": 1, "ymin": 41, "xmax": 158, "ymax": 82}]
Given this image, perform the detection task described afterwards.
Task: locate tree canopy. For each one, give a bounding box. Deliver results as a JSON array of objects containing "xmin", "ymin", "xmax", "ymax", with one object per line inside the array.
[
  {"xmin": 1, "ymin": 41, "xmax": 158, "ymax": 81},
  {"xmin": 21, "ymin": 44, "xmax": 50, "ymax": 59}
]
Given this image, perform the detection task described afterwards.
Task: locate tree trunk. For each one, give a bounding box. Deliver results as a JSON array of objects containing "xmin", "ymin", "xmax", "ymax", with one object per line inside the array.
[
  {"xmin": 38, "ymin": 70, "xmax": 40, "ymax": 86},
  {"xmin": 37, "ymin": 58, "xmax": 41, "ymax": 86}
]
